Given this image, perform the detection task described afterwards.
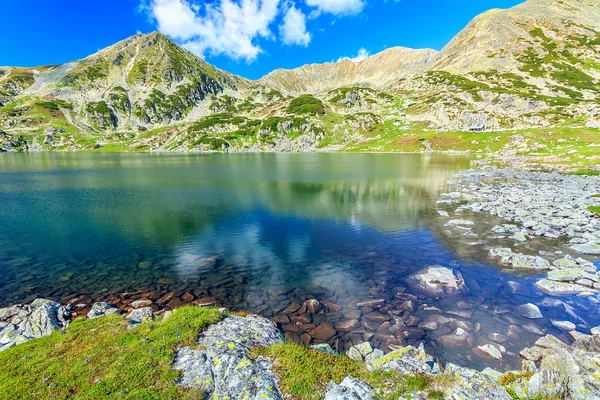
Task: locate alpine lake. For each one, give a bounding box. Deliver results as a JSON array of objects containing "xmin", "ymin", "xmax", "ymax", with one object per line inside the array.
[{"xmin": 0, "ymin": 152, "xmax": 598, "ymax": 371}]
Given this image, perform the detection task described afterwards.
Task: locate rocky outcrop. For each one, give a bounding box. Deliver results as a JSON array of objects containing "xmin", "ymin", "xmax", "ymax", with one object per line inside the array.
[
  {"xmin": 0, "ymin": 299, "xmax": 71, "ymax": 352},
  {"xmin": 514, "ymin": 331, "xmax": 600, "ymax": 399},
  {"xmin": 173, "ymin": 315, "xmax": 284, "ymax": 399}
]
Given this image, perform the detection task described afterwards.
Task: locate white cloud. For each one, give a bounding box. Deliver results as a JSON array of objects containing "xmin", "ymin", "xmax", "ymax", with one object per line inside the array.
[
  {"xmin": 336, "ymin": 47, "xmax": 369, "ymax": 63},
  {"xmin": 305, "ymin": 0, "xmax": 364, "ymax": 16},
  {"xmin": 148, "ymin": 0, "xmax": 280, "ymax": 62},
  {"xmin": 279, "ymin": 5, "xmax": 311, "ymax": 46},
  {"xmin": 144, "ymin": 0, "xmax": 365, "ymax": 62}
]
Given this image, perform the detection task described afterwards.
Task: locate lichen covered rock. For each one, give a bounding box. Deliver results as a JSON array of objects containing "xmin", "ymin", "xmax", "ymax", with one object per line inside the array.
[
  {"xmin": 173, "ymin": 315, "xmax": 284, "ymax": 399},
  {"xmin": 324, "ymin": 377, "xmax": 376, "ymax": 400}
]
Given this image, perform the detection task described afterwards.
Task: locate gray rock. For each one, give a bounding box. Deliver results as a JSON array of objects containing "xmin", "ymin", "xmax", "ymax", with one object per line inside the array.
[
  {"xmin": 551, "ymin": 320, "xmax": 576, "ymax": 332},
  {"xmin": 126, "ymin": 307, "xmax": 155, "ymax": 324},
  {"xmin": 442, "ymin": 363, "xmax": 512, "ymax": 399},
  {"xmin": 0, "ymin": 305, "xmax": 24, "ymax": 321},
  {"xmin": 515, "ymin": 303, "xmax": 543, "ymax": 319},
  {"xmin": 405, "ymin": 265, "xmax": 469, "ymax": 298},
  {"xmin": 474, "ymin": 344, "xmax": 502, "ymax": 360},
  {"xmin": 173, "ymin": 315, "xmax": 283, "ymax": 399},
  {"xmin": 366, "ymin": 344, "xmax": 441, "ymax": 375},
  {"xmin": 536, "ymin": 279, "xmax": 596, "ymax": 294},
  {"xmin": 311, "ymin": 343, "xmax": 337, "ymax": 355},
  {"xmin": 324, "ymin": 377, "xmax": 375, "ymax": 400},
  {"xmin": 18, "ymin": 304, "xmax": 60, "ymax": 339},
  {"xmin": 445, "ymin": 219, "xmax": 475, "ymax": 227},
  {"xmin": 571, "ymin": 243, "xmax": 600, "ymax": 255},
  {"xmin": 87, "ymin": 302, "xmax": 119, "ymax": 319}
]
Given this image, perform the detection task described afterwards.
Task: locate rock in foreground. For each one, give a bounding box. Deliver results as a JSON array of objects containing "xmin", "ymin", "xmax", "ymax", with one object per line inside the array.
[{"xmin": 173, "ymin": 315, "xmax": 284, "ymax": 399}]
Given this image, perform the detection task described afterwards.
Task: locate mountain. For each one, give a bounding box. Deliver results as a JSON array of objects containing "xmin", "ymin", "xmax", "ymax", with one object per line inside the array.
[
  {"xmin": 259, "ymin": 47, "xmax": 439, "ymax": 94},
  {"xmin": 1, "ymin": 0, "xmax": 599, "ymax": 154}
]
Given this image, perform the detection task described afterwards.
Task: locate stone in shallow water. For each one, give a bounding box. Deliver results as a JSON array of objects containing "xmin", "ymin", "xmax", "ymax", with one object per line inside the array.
[
  {"xmin": 571, "ymin": 243, "xmax": 600, "ymax": 255},
  {"xmin": 474, "ymin": 344, "xmax": 502, "ymax": 360},
  {"xmin": 324, "ymin": 377, "xmax": 375, "ymax": 400},
  {"xmin": 445, "ymin": 219, "xmax": 474, "ymax": 227},
  {"xmin": 515, "ymin": 303, "xmax": 543, "ymax": 319},
  {"xmin": 551, "ymin": 320, "xmax": 576, "ymax": 332},
  {"xmin": 510, "ymin": 231, "xmax": 527, "ymax": 242},
  {"xmin": 173, "ymin": 315, "xmax": 283, "ymax": 399},
  {"xmin": 442, "ymin": 364, "xmax": 512, "ymax": 400},
  {"xmin": 405, "ymin": 266, "xmax": 469, "ymax": 298},
  {"xmin": 536, "ymin": 279, "xmax": 595, "ymax": 295}
]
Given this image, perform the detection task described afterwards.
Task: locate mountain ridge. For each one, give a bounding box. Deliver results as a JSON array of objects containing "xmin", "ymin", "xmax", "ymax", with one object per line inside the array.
[{"xmin": 0, "ymin": 0, "xmax": 599, "ymax": 155}]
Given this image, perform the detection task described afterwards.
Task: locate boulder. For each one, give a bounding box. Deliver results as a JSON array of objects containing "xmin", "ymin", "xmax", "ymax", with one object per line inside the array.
[
  {"xmin": 126, "ymin": 307, "xmax": 155, "ymax": 325},
  {"xmin": 18, "ymin": 304, "xmax": 60, "ymax": 339},
  {"xmin": 173, "ymin": 315, "xmax": 283, "ymax": 399},
  {"xmin": 405, "ymin": 266, "xmax": 469, "ymax": 298}
]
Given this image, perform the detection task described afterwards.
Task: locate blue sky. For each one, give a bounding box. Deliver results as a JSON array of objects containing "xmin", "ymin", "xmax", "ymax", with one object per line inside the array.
[{"xmin": 2, "ymin": 0, "xmax": 522, "ymax": 80}]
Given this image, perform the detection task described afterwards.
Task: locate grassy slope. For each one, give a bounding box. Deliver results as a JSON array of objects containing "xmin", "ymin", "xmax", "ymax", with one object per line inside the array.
[
  {"xmin": 0, "ymin": 307, "xmax": 223, "ymax": 399},
  {"xmin": 0, "ymin": 305, "xmax": 458, "ymax": 400}
]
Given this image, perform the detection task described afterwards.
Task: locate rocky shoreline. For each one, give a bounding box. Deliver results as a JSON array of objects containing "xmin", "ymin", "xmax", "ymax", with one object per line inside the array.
[
  {"xmin": 1, "ymin": 297, "xmax": 600, "ymax": 399},
  {"xmin": 438, "ymin": 165, "xmax": 600, "ymax": 295}
]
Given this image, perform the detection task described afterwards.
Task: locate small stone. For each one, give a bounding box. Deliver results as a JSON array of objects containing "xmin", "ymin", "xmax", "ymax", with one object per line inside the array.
[
  {"xmin": 138, "ymin": 261, "xmax": 152, "ymax": 269},
  {"xmin": 305, "ymin": 299, "xmax": 322, "ymax": 314},
  {"xmin": 474, "ymin": 344, "xmax": 502, "ymax": 360},
  {"xmin": 356, "ymin": 299, "xmax": 385, "ymax": 308},
  {"xmin": 335, "ymin": 319, "xmax": 360, "ymax": 332},
  {"xmin": 193, "ymin": 297, "xmax": 218, "ymax": 307}
]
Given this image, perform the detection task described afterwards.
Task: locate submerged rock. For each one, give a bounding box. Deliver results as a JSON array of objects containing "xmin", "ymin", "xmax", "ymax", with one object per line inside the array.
[
  {"xmin": 405, "ymin": 265, "xmax": 469, "ymax": 298},
  {"xmin": 514, "ymin": 303, "xmax": 543, "ymax": 319},
  {"xmin": 173, "ymin": 315, "xmax": 283, "ymax": 399}
]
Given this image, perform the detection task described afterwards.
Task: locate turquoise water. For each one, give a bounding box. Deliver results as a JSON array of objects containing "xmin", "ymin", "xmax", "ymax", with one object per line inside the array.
[{"xmin": 0, "ymin": 152, "xmax": 596, "ymax": 370}]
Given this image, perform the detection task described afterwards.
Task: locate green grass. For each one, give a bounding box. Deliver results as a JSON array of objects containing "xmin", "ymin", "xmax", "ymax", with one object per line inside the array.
[
  {"xmin": 569, "ymin": 169, "xmax": 600, "ymax": 176},
  {"xmin": 0, "ymin": 306, "xmax": 223, "ymax": 399},
  {"xmin": 589, "ymin": 206, "xmax": 600, "ymax": 216},
  {"xmin": 254, "ymin": 342, "xmax": 449, "ymax": 400}
]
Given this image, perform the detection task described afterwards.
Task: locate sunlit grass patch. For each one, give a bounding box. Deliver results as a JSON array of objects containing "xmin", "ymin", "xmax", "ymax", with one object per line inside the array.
[
  {"xmin": 0, "ymin": 306, "xmax": 223, "ymax": 399},
  {"xmin": 253, "ymin": 342, "xmax": 445, "ymax": 400}
]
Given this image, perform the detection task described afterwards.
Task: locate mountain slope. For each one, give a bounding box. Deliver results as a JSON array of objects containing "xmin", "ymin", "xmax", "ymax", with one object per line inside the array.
[
  {"xmin": 260, "ymin": 47, "xmax": 439, "ymax": 94},
  {"xmin": 0, "ymin": 0, "xmax": 599, "ymax": 155}
]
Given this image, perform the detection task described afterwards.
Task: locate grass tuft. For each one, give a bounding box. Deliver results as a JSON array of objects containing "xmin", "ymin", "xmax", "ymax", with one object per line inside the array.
[{"xmin": 253, "ymin": 342, "xmax": 445, "ymax": 400}]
